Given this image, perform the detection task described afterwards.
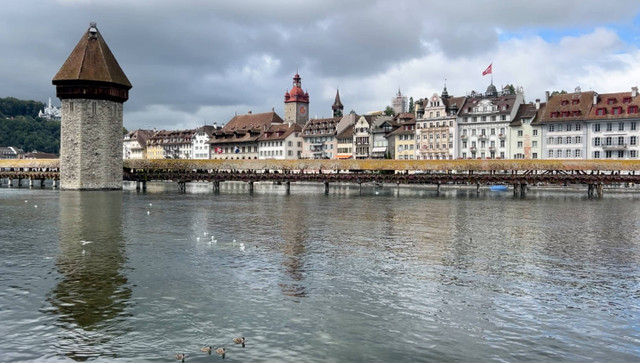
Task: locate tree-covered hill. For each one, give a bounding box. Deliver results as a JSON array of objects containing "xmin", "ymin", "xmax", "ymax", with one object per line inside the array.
[
  {"xmin": 0, "ymin": 97, "xmax": 45, "ymax": 119},
  {"xmin": 0, "ymin": 97, "xmax": 60, "ymax": 155}
]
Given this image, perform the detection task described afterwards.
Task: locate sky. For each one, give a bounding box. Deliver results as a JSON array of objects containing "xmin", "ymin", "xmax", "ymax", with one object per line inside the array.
[{"xmin": 3, "ymin": 0, "xmax": 640, "ymax": 131}]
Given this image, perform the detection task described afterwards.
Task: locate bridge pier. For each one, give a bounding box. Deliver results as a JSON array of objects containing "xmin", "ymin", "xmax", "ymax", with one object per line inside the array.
[
  {"xmin": 323, "ymin": 180, "xmax": 329, "ymax": 194},
  {"xmin": 52, "ymin": 179, "xmax": 57, "ymax": 189},
  {"xmin": 597, "ymin": 183, "xmax": 603, "ymax": 198},
  {"xmin": 248, "ymin": 181, "xmax": 254, "ymax": 193},
  {"xmin": 436, "ymin": 182, "xmax": 441, "ymax": 195},
  {"xmin": 178, "ymin": 181, "xmax": 186, "ymax": 193},
  {"xmin": 40, "ymin": 179, "xmax": 45, "ymax": 187},
  {"xmin": 29, "ymin": 178, "xmax": 34, "ymax": 188},
  {"xmin": 213, "ymin": 180, "xmax": 220, "ymax": 193},
  {"xmin": 7, "ymin": 178, "xmax": 12, "ymax": 187},
  {"xmin": 136, "ymin": 181, "xmax": 141, "ymax": 191},
  {"xmin": 476, "ymin": 183, "xmax": 480, "ymax": 194},
  {"xmin": 285, "ymin": 181, "xmax": 290, "ymax": 194}
]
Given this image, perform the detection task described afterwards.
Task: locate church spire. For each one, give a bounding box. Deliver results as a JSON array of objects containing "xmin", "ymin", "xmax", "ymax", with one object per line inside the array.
[{"xmin": 332, "ymin": 88, "xmax": 343, "ymax": 117}]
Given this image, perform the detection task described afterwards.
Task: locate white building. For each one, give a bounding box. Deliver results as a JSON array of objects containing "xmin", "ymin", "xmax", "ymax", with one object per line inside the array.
[
  {"xmin": 123, "ymin": 129, "xmax": 154, "ymax": 159},
  {"xmin": 258, "ymin": 123, "xmax": 303, "ymax": 159},
  {"xmin": 38, "ymin": 98, "xmax": 61, "ymax": 121},
  {"xmin": 192, "ymin": 125, "xmax": 220, "ymax": 159},
  {"xmin": 457, "ymin": 84, "xmax": 524, "ymax": 159}
]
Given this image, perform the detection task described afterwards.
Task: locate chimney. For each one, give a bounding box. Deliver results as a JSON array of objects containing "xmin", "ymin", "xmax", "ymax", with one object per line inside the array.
[
  {"xmin": 535, "ymin": 99, "xmax": 540, "ymax": 110},
  {"xmin": 545, "ymin": 91, "xmax": 550, "ymax": 101},
  {"xmin": 593, "ymin": 93, "xmax": 598, "ymax": 105},
  {"xmin": 633, "ymin": 87, "xmax": 638, "ymax": 98}
]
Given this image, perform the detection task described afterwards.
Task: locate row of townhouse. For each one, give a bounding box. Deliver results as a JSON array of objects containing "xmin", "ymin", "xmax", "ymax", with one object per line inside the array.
[
  {"xmin": 412, "ymin": 83, "xmax": 640, "ymax": 160},
  {"xmin": 122, "ymin": 72, "xmax": 640, "ymax": 161}
]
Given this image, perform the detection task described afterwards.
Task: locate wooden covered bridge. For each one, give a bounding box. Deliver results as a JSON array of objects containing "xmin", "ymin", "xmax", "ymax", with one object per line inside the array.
[{"xmin": 2, "ymin": 159, "xmax": 640, "ymax": 197}]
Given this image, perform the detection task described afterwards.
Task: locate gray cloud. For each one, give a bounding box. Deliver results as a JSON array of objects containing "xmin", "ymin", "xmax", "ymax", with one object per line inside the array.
[{"xmin": 1, "ymin": 0, "xmax": 639, "ymax": 130}]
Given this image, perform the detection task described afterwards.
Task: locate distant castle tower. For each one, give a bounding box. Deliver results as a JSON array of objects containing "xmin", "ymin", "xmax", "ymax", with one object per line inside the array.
[
  {"xmin": 392, "ymin": 88, "xmax": 407, "ymax": 114},
  {"xmin": 284, "ymin": 73, "xmax": 309, "ymax": 126},
  {"xmin": 52, "ymin": 22, "xmax": 132, "ymax": 190},
  {"xmin": 332, "ymin": 89, "xmax": 343, "ymax": 117}
]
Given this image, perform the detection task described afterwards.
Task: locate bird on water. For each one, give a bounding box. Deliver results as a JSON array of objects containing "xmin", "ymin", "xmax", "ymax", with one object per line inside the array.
[
  {"xmin": 175, "ymin": 353, "xmax": 186, "ymax": 362},
  {"xmin": 201, "ymin": 346, "xmax": 212, "ymax": 354},
  {"xmin": 215, "ymin": 347, "xmax": 226, "ymax": 358},
  {"xmin": 233, "ymin": 337, "xmax": 246, "ymax": 347}
]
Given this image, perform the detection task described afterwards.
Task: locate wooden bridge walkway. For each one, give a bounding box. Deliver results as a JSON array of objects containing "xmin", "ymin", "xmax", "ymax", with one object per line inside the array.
[{"xmin": 2, "ymin": 159, "xmax": 640, "ymax": 196}]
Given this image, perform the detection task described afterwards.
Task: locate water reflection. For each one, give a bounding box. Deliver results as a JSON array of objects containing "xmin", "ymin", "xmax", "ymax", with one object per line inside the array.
[
  {"xmin": 47, "ymin": 192, "xmax": 132, "ymax": 361},
  {"xmin": 278, "ymin": 197, "xmax": 308, "ymax": 300}
]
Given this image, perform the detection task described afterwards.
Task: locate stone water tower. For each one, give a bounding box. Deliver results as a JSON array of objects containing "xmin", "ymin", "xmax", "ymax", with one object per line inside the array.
[{"xmin": 53, "ymin": 22, "xmax": 132, "ymax": 190}]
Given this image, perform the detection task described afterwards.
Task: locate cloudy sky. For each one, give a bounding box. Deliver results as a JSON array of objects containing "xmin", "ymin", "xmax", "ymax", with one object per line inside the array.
[{"xmin": 3, "ymin": 0, "xmax": 640, "ymax": 130}]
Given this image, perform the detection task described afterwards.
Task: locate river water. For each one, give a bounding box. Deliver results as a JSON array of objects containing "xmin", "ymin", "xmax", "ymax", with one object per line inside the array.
[{"xmin": 1, "ymin": 183, "xmax": 639, "ymax": 362}]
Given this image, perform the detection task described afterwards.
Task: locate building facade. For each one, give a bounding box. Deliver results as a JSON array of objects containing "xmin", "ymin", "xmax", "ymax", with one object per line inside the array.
[
  {"xmin": 457, "ymin": 84, "xmax": 524, "ymax": 159},
  {"xmin": 284, "ymin": 73, "xmax": 310, "ymax": 126}
]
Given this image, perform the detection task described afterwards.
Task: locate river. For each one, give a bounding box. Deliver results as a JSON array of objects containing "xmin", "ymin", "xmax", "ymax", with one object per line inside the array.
[{"xmin": 1, "ymin": 183, "xmax": 639, "ymax": 362}]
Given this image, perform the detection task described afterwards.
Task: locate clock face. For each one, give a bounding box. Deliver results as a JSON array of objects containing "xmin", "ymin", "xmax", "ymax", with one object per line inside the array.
[
  {"xmin": 432, "ymin": 96, "xmax": 438, "ymax": 102},
  {"xmin": 299, "ymin": 105, "xmax": 307, "ymax": 115}
]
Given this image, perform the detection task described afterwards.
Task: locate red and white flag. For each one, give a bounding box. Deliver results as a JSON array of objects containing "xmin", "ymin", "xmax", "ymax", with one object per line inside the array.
[{"xmin": 482, "ymin": 63, "xmax": 492, "ymax": 76}]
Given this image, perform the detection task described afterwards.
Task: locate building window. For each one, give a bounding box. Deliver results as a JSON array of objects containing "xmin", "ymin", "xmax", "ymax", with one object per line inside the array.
[
  {"xmin": 551, "ymin": 112, "xmax": 559, "ymax": 118},
  {"xmin": 532, "ymin": 141, "xmax": 537, "ymax": 147},
  {"xmin": 575, "ymin": 149, "xmax": 581, "ymax": 158},
  {"xmin": 605, "ymin": 137, "xmax": 612, "ymax": 146},
  {"xmin": 532, "ymin": 152, "xmax": 538, "ymax": 159},
  {"xmin": 618, "ymin": 136, "xmax": 625, "ymax": 145},
  {"xmin": 607, "ymin": 98, "xmax": 616, "ymax": 105},
  {"xmin": 618, "ymin": 122, "xmax": 625, "ymax": 131},
  {"xmin": 566, "ymin": 137, "xmax": 571, "ymax": 144},
  {"xmin": 631, "ymin": 150, "xmax": 637, "ymax": 158},
  {"xmin": 596, "ymin": 108, "xmax": 606, "ymax": 116},
  {"xmin": 517, "ymin": 141, "xmax": 523, "ymax": 148},
  {"xmin": 631, "ymin": 122, "xmax": 637, "ymax": 130},
  {"xmin": 631, "ymin": 136, "xmax": 637, "ymax": 145},
  {"xmin": 567, "ymin": 124, "xmax": 572, "ymax": 131},
  {"xmin": 594, "ymin": 151, "xmax": 600, "ymax": 158},
  {"xmin": 618, "ymin": 150, "xmax": 625, "ymax": 158},
  {"xmin": 594, "ymin": 137, "xmax": 601, "ymax": 146},
  {"xmin": 575, "ymin": 124, "xmax": 581, "ymax": 131},
  {"xmin": 575, "ymin": 136, "xmax": 581, "ymax": 143},
  {"xmin": 557, "ymin": 137, "xmax": 563, "ymax": 144},
  {"xmin": 606, "ymin": 123, "xmax": 613, "ymax": 131},
  {"xmin": 561, "ymin": 100, "xmax": 569, "ymax": 106},
  {"xmin": 517, "ymin": 130, "xmax": 523, "ymax": 137},
  {"xmin": 629, "ymin": 106, "xmax": 638, "ymax": 114},
  {"xmin": 556, "ymin": 150, "xmax": 562, "ymax": 158},
  {"xmin": 594, "ymin": 123, "xmax": 600, "ymax": 132},
  {"xmin": 533, "ymin": 129, "xmax": 538, "ymax": 136},
  {"xmin": 549, "ymin": 125, "xmax": 555, "ymax": 132},
  {"xmin": 572, "ymin": 99, "xmax": 580, "ymax": 105}
]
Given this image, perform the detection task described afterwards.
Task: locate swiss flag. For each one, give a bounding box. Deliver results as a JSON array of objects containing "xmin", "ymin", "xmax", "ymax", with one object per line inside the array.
[
  {"xmin": 214, "ymin": 147, "xmax": 223, "ymax": 154},
  {"xmin": 482, "ymin": 63, "xmax": 492, "ymax": 76}
]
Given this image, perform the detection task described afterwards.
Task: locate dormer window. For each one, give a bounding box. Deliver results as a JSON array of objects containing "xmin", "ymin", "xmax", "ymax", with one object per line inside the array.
[
  {"xmin": 561, "ymin": 100, "xmax": 569, "ymax": 106},
  {"xmin": 607, "ymin": 98, "xmax": 616, "ymax": 105},
  {"xmin": 572, "ymin": 99, "xmax": 580, "ymax": 105},
  {"xmin": 562, "ymin": 111, "xmax": 570, "ymax": 117},
  {"xmin": 628, "ymin": 105, "xmax": 638, "ymax": 114},
  {"xmin": 551, "ymin": 112, "xmax": 560, "ymax": 118},
  {"xmin": 623, "ymin": 97, "xmax": 632, "ymax": 104},
  {"xmin": 612, "ymin": 107, "xmax": 622, "ymax": 115},
  {"xmin": 572, "ymin": 111, "xmax": 581, "ymax": 117},
  {"xmin": 596, "ymin": 108, "xmax": 606, "ymax": 116}
]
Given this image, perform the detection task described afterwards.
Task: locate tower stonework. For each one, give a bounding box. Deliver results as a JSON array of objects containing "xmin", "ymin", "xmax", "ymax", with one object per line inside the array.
[
  {"xmin": 53, "ymin": 23, "xmax": 132, "ymax": 190},
  {"xmin": 284, "ymin": 73, "xmax": 310, "ymax": 126}
]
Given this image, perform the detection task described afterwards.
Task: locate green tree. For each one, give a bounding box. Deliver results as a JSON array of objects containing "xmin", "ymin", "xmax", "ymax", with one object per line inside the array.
[
  {"xmin": 409, "ymin": 97, "xmax": 414, "ymax": 113},
  {"xmin": 123, "ymin": 126, "xmax": 129, "ymax": 135},
  {"xmin": 504, "ymin": 84, "xmax": 516, "ymax": 94},
  {"xmin": 384, "ymin": 106, "xmax": 395, "ymax": 116}
]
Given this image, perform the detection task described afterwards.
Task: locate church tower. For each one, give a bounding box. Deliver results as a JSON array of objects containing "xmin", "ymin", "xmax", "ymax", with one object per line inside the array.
[
  {"xmin": 53, "ymin": 22, "xmax": 132, "ymax": 190},
  {"xmin": 284, "ymin": 73, "xmax": 309, "ymax": 126},
  {"xmin": 332, "ymin": 89, "xmax": 344, "ymax": 117}
]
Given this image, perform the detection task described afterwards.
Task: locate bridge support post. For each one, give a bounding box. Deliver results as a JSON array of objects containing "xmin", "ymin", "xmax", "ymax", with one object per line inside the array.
[
  {"xmin": 142, "ymin": 180, "xmax": 147, "ymax": 191},
  {"xmin": 52, "ymin": 179, "xmax": 57, "ymax": 189},
  {"xmin": 29, "ymin": 178, "xmax": 34, "ymax": 188},
  {"xmin": 476, "ymin": 183, "xmax": 480, "ymax": 194},
  {"xmin": 285, "ymin": 181, "xmax": 290, "ymax": 194},
  {"xmin": 324, "ymin": 180, "xmax": 329, "ymax": 194},
  {"xmin": 597, "ymin": 183, "xmax": 603, "ymax": 198},
  {"xmin": 214, "ymin": 180, "xmax": 220, "ymax": 193},
  {"xmin": 248, "ymin": 181, "xmax": 254, "ymax": 193},
  {"xmin": 520, "ymin": 182, "xmax": 527, "ymax": 196},
  {"xmin": 41, "ymin": 179, "xmax": 45, "ymax": 187},
  {"xmin": 136, "ymin": 181, "xmax": 141, "ymax": 191},
  {"xmin": 436, "ymin": 182, "xmax": 441, "ymax": 195},
  {"xmin": 8, "ymin": 178, "xmax": 12, "ymax": 187}
]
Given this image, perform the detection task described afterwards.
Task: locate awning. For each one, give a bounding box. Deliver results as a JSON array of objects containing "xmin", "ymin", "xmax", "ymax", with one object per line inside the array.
[
  {"xmin": 335, "ymin": 154, "xmax": 352, "ymax": 159},
  {"xmin": 371, "ymin": 146, "xmax": 387, "ymax": 153}
]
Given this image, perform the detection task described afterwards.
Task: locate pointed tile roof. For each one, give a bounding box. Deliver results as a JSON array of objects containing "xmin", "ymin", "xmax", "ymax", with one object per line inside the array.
[
  {"xmin": 53, "ymin": 23, "xmax": 131, "ymax": 88},
  {"xmin": 332, "ymin": 89, "xmax": 344, "ymax": 110}
]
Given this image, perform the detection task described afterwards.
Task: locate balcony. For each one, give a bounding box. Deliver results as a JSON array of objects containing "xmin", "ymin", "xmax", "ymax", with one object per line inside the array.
[
  {"xmin": 460, "ymin": 134, "xmax": 468, "ymax": 141},
  {"xmin": 489, "ymin": 146, "xmax": 496, "ymax": 152},
  {"xmin": 498, "ymin": 133, "xmax": 506, "ymax": 140},
  {"xmin": 602, "ymin": 143, "xmax": 628, "ymax": 150},
  {"xmin": 478, "ymin": 134, "xmax": 487, "ymax": 140},
  {"xmin": 470, "ymin": 146, "xmax": 477, "ymax": 152}
]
